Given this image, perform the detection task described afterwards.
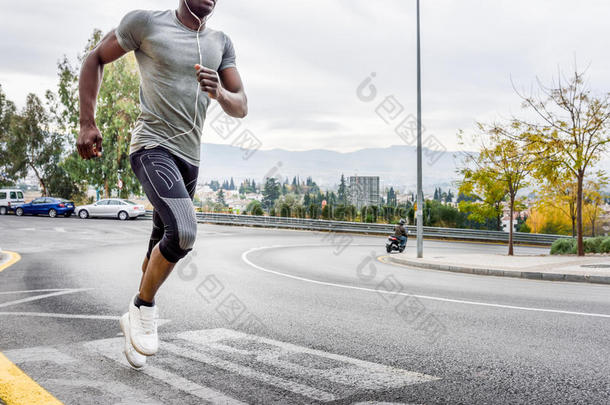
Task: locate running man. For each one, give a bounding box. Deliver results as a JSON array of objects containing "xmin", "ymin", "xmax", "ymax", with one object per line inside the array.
[{"xmin": 77, "ymin": 0, "xmax": 247, "ymax": 368}]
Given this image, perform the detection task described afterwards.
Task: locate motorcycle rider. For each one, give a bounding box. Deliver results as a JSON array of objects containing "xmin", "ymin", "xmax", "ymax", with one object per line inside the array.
[{"xmin": 394, "ymin": 218, "xmax": 408, "ymax": 249}]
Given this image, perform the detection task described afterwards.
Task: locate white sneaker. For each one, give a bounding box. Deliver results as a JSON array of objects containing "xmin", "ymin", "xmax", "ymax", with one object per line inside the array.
[
  {"xmin": 128, "ymin": 295, "xmax": 159, "ymax": 356},
  {"xmin": 119, "ymin": 313, "xmax": 147, "ymax": 369}
]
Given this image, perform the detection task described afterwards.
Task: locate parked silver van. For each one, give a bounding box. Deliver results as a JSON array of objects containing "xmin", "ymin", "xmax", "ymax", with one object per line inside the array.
[{"xmin": 0, "ymin": 189, "xmax": 25, "ymax": 215}]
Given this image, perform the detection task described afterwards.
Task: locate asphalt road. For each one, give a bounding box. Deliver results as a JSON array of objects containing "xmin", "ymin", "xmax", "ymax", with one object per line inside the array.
[{"xmin": 0, "ymin": 215, "xmax": 609, "ymax": 404}]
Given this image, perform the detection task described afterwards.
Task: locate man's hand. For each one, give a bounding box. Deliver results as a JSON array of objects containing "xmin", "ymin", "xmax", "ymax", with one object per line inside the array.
[
  {"xmin": 77, "ymin": 123, "xmax": 103, "ymax": 160},
  {"xmin": 195, "ymin": 64, "xmax": 223, "ymax": 100}
]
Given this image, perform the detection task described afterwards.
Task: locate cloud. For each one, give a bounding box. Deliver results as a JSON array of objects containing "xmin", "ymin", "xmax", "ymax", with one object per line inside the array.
[
  {"xmin": 266, "ymin": 118, "xmax": 346, "ymax": 133},
  {"xmin": 1, "ymin": 0, "xmax": 610, "ymax": 154}
]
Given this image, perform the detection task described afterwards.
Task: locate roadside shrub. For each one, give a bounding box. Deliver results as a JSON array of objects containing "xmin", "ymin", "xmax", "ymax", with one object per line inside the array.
[
  {"xmin": 600, "ymin": 237, "xmax": 610, "ymax": 253},
  {"xmin": 550, "ymin": 238, "xmax": 576, "ymax": 255},
  {"xmin": 552, "ymin": 236, "xmax": 610, "ymax": 255},
  {"xmin": 279, "ymin": 203, "xmax": 291, "ymax": 218},
  {"xmin": 584, "ymin": 236, "xmax": 605, "ymax": 254},
  {"xmin": 517, "ymin": 222, "xmax": 531, "ymax": 233}
]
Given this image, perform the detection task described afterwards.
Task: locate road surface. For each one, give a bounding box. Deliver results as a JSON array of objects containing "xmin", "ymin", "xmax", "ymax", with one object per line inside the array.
[{"xmin": 0, "ymin": 215, "xmax": 608, "ymax": 404}]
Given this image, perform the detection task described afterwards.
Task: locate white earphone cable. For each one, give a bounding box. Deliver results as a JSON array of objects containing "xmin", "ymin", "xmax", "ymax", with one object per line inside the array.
[{"xmin": 144, "ymin": 0, "xmax": 215, "ymax": 150}]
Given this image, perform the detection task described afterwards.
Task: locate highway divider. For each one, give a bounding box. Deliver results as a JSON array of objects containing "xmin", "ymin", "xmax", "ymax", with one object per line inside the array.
[{"xmin": 143, "ymin": 211, "xmax": 561, "ymax": 246}]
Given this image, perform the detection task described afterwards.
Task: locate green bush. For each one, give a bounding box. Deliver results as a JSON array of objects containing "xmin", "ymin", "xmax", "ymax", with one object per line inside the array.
[
  {"xmin": 552, "ymin": 236, "xmax": 610, "ymax": 255},
  {"xmin": 584, "ymin": 236, "xmax": 606, "ymax": 254},
  {"xmin": 517, "ymin": 222, "xmax": 531, "ymax": 233},
  {"xmin": 251, "ymin": 205, "xmax": 264, "ymax": 216},
  {"xmin": 550, "ymin": 238, "xmax": 576, "ymax": 255}
]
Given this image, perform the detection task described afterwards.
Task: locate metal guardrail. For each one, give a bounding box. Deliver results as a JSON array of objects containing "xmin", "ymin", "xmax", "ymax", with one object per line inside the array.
[{"xmin": 143, "ymin": 211, "xmax": 562, "ymax": 245}]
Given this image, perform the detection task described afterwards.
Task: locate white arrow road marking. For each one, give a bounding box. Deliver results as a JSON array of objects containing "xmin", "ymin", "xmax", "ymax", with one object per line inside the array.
[
  {"xmin": 0, "ymin": 288, "xmax": 94, "ymax": 309},
  {"xmin": 0, "ymin": 289, "xmax": 173, "ymax": 326},
  {"xmin": 4, "ymin": 329, "xmax": 439, "ymax": 403},
  {"xmin": 242, "ymin": 245, "xmax": 610, "ymax": 319},
  {"xmin": 0, "ymin": 289, "xmax": 72, "ymax": 295},
  {"xmin": 44, "ymin": 379, "xmax": 164, "ymax": 405},
  {"xmin": 162, "ymin": 340, "xmax": 337, "ymax": 402},
  {"xmin": 85, "ymin": 338, "xmax": 247, "ymax": 405},
  {"xmin": 4, "ymin": 347, "xmax": 76, "ymax": 365},
  {"xmin": 178, "ymin": 329, "xmax": 438, "ymax": 391}
]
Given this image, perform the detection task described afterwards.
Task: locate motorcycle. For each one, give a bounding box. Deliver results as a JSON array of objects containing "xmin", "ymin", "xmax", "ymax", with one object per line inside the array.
[{"xmin": 386, "ymin": 235, "xmax": 406, "ymax": 253}]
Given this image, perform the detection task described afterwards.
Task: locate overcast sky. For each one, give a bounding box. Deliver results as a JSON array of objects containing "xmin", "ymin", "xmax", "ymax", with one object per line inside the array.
[{"xmin": 1, "ymin": 0, "xmax": 610, "ymax": 153}]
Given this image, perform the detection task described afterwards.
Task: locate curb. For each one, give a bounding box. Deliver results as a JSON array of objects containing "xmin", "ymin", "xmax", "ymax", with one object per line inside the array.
[{"xmin": 386, "ymin": 255, "xmax": 610, "ymax": 285}]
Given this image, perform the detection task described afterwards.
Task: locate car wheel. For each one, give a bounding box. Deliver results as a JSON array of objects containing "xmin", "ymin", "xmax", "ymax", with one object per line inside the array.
[
  {"xmin": 16, "ymin": 208, "xmax": 24, "ymax": 216},
  {"xmin": 79, "ymin": 210, "xmax": 89, "ymax": 219},
  {"xmin": 0, "ymin": 207, "xmax": 6, "ymax": 215},
  {"xmin": 118, "ymin": 211, "xmax": 128, "ymax": 221},
  {"xmin": 48, "ymin": 209, "xmax": 57, "ymax": 218},
  {"xmin": 64, "ymin": 212, "xmax": 72, "ymax": 218}
]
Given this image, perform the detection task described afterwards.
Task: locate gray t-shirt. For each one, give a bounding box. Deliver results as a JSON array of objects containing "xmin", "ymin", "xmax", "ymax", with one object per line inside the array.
[{"xmin": 115, "ymin": 9, "xmax": 237, "ymax": 166}]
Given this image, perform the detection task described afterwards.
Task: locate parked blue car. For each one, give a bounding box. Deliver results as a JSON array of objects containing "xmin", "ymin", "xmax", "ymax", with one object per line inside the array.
[{"xmin": 15, "ymin": 197, "xmax": 75, "ymax": 218}]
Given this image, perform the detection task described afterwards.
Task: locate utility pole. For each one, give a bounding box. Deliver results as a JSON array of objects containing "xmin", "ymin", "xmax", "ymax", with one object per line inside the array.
[{"xmin": 416, "ymin": 0, "xmax": 424, "ymax": 258}]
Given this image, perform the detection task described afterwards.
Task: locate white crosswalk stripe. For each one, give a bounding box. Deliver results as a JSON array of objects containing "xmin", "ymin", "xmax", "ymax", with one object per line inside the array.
[
  {"xmin": 4, "ymin": 329, "xmax": 439, "ymax": 404},
  {"xmin": 86, "ymin": 338, "xmax": 247, "ymax": 404}
]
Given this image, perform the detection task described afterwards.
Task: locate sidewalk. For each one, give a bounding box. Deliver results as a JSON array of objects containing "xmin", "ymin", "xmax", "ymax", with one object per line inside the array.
[{"xmin": 386, "ymin": 253, "xmax": 610, "ymax": 285}]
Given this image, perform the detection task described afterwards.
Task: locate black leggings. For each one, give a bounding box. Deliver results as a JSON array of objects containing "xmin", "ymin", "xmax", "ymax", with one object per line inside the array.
[{"xmin": 130, "ymin": 147, "xmax": 199, "ymax": 263}]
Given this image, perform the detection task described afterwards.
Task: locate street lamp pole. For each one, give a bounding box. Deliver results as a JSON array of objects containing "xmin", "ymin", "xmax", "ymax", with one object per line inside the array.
[{"xmin": 416, "ymin": 0, "xmax": 424, "ymax": 258}]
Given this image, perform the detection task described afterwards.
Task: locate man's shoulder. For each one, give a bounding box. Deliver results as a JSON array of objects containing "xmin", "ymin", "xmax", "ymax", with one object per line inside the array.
[{"xmin": 120, "ymin": 9, "xmax": 171, "ymax": 24}]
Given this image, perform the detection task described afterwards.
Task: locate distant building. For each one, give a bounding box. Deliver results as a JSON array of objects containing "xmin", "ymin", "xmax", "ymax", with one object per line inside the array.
[{"xmin": 348, "ymin": 176, "xmax": 380, "ymax": 208}]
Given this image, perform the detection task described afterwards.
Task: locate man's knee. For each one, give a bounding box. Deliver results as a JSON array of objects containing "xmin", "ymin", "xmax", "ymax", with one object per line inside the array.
[
  {"xmin": 157, "ymin": 197, "xmax": 198, "ymax": 262},
  {"xmin": 178, "ymin": 217, "xmax": 197, "ymax": 251}
]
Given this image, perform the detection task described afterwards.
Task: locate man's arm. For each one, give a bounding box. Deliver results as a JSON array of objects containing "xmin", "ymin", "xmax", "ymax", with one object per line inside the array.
[
  {"xmin": 196, "ymin": 65, "xmax": 248, "ymax": 118},
  {"xmin": 77, "ymin": 31, "xmax": 128, "ymax": 160}
]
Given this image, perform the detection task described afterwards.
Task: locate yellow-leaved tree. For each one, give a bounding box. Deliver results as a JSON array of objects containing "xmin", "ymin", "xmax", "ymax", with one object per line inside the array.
[{"xmin": 517, "ymin": 68, "xmax": 610, "ymax": 256}]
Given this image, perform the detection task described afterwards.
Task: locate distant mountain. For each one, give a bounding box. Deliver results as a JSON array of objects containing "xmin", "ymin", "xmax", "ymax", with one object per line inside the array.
[
  {"xmin": 200, "ymin": 143, "xmax": 467, "ymax": 193},
  {"xmin": 200, "ymin": 143, "xmax": 610, "ymax": 193}
]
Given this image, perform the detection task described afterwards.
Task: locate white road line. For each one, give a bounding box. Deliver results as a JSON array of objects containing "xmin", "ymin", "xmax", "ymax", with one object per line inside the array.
[
  {"xmin": 162, "ymin": 341, "xmax": 337, "ymax": 402},
  {"xmin": 44, "ymin": 379, "xmax": 164, "ymax": 405},
  {"xmin": 178, "ymin": 329, "xmax": 438, "ymax": 390},
  {"xmin": 4, "ymin": 347, "xmax": 164, "ymax": 404},
  {"xmin": 0, "ymin": 288, "xmax": 93, "ymax": 309},
  {"xmin": 242, "ymin": 246, "xmax": 610, "ymax": 319},
  {"xmin": 85, "ymin": 338, "xmax": 247, "ymax": 405},
  {"xmin": 0, "ymin": 312, "xmax": 172, "ymax": 327},
  {"xmin": 4, "ymin": 347, "xmax": 76, "ymax": 365},
  {"xmin": 0, "ymin": 289, "xmax": 70, "ymax": 295},
  {"xmin": 0, "ymin": 312, "xmax": 119, "ymax": 320}
]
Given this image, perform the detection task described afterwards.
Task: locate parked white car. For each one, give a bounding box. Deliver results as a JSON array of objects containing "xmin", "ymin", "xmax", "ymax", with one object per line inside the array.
[
  {"xmin": 76, "ymin": 199, "xmax": 146, "ymax": 221},
  {"xmin": 0, "ymin": 189, "xmax": 25, "ymax": 215}
]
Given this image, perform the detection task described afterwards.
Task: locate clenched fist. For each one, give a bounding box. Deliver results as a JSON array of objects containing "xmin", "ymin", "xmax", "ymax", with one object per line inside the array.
[
  {"xmin": 77, "ymin": 123, "xmax": 103, "ymax": 160},
  {"xmin": 195, "ymin": 64, "xmax": 223, "ymax": 100}
]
